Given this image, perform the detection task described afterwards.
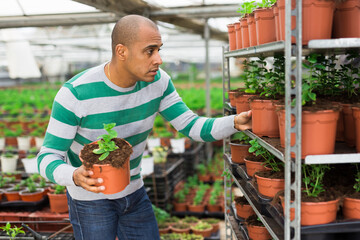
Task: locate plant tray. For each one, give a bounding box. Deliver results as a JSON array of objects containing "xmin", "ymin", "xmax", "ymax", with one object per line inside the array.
[{"xmin": 0, "ymin": 195, "xmax": 49, "ymax": 212}]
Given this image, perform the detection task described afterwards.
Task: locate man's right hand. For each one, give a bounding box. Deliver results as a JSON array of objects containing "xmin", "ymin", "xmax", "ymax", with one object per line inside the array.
[{"xmin": 73, "ymin": 165, "xmax": 105, "ymax": 193}]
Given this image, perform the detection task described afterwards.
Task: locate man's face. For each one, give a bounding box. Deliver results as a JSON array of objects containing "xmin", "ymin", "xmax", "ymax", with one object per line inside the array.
[{"xmin": 125, "ymin": 26, "xmax": 163, "ymax": 83}]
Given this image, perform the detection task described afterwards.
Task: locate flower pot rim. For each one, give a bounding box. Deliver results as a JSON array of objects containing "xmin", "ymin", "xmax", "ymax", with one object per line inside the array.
[{"xmin": 254, "ymin": 173, "xmax": 284, "ymax": 181}]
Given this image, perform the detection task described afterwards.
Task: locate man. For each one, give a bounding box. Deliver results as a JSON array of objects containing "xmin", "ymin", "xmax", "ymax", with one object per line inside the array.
[{"xmin": 37, "ymin": 15, "xmax": 252, "ymax": 240}]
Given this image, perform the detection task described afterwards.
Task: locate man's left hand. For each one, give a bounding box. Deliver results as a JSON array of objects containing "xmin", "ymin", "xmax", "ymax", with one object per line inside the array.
[{"xmin": 234, "ymin": 110, "xmax": 252, "ymax": 131}]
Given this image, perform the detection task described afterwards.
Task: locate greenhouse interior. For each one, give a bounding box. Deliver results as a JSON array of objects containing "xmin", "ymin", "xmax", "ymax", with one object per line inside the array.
[{"xmin": 0, "ymin": 0, "xmax": 359, "ymax": 239}]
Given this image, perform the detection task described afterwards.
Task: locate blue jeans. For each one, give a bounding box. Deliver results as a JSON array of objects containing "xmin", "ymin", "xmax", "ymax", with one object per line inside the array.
[{"xmin": 67, "ymin": 186, "xmax": 160, "ymax": 240}]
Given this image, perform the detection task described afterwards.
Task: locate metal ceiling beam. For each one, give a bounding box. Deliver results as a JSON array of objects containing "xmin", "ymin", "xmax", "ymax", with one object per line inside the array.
[
  {"xmin": 0, "ymin": 12, "xmax": 120, "ymax": 29},
  {"xmin": 150, "ymin": 4, "xmax": 240, "ymax": 19},
  {"xmin": 74, "ymin": 0, "xmax": 229, "ymax": 41}
]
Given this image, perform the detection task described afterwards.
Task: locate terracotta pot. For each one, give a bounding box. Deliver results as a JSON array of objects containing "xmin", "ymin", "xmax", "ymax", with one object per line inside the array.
[
  {"xmin": 247, "ymin": 224, "xmax": 272, "ymax": 240},
  {"xmin": 352, "ymin": 106, "xmax": 360, "ymax": 152},
  {"xmin": 278, "ymin": 0, "xmax": 335, "ymax": 45},
  {"xmin": 255, "ymin": 173, "xmax": 285, "ymax": 198},
  {"xmin": 173, "ymin": 201, "xmax": 187, "ymax": 212},
  {"xmin": 47, "ymin": 192, "xmax": 68, "ymax": 213},
  {"xmin": 235, "ymin": 21, "xmax": 242, "ymax": 49},
  {"xmin": 235, "ymin": 94, "xmax": 253, "ymax": 114},
  {"xmin": 4, "ymin": 190, "xmax": 22, "ymax": 201},
  {"xmin": 188, "ymin": 204, "xmax": 205, "ymax": 212},
  {"xmin": 170, "ymin": 226, "xmax": 191, "ymax": 234},
  {"xmin": 235, "ymin": 202, "xmax": 255, "ymax": 219},
  {"xmin": 228, "ymin": 90, "xmax": 238, "ymax": 107},
  {"xmin": 80, "ymin": 140, "xmax": 131, "ymax": 195},
  {"xmin": 244, "ymin": 157, "xmax": 268, "ymax": 177},
  {"xmin": 5, "ymin": 137, "xmax": 17, "ymax": 147},
  {"xmin": 198, "ymin": 174, "xmax": 211, "ymax": 182},
  {"xmin": 273, "ymin": 3, "xmax": 281, "ymax": 41},
  {"xmin": 160, "ymin": 137, "xmax": 171, "ymax": 147},
  {"xmin": 191, "ymin": 227, "xmax": 213, "ymax": 238},
  {"xmin": 250, "ymin": 99, "xmax": 279, "ymax": 138},
  {"xmin": 158, "ymin": 226, "xmax": 171, "ymax": 234},
  {"xmin": 277, "ymin": 109, "xmax": 339, "ymax": 158},
  {"xmin": 342, "ymin": 104, "xmax": 356, "ymax": 147},
  {"xmin": 19, "ymin": 188, "xmax": 45, "ymax": 202},
  {"xmin": 247, "ymin": 14, "xmax": 257, "ymax": 47},
  {"xmin": 333, "ymin": 0, "xmax": 360, "ymax": 38},
  {"xmin": 240, "ymin": 17, "xmax": 250, "ymax": 48},
  {"xmin": 91, "ymin": 162, "xmax": 130, "ymax": 195},
  {"xmin": 230, "ymin": 142, "xmax": 251, "ymax": 164},
  {"xmin": 254, "ymin": 8, "xmax": 276, "ymax": 45},
  {"xmin": 343, "ymin": 197, "xmax": 360, "ymax": 219},
  {"xmin": 336, "ymin": 104, "xmax": 345, "ymax": 142},
  {"xmin": 207, "ymin": 204, "xmax": 221, "ymax": 213},
  {"xmin": 227, "ymin": 23, "xmax": 236, "ymax": 51}
]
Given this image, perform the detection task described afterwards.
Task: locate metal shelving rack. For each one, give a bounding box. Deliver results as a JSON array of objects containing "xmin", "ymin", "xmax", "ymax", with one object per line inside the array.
[{"xmin": 222, "ymin": 0, "xmax": 360, "ymax": 239}]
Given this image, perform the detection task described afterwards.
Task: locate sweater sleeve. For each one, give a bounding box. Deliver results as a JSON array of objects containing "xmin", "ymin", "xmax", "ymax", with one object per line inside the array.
[
  {"xmin": 37, "ymin": 84, "xmax": 80, "ymax": 186},
  {"xmin": 158, "ymin": 78, "xmax": 238, "ymax": 142}
]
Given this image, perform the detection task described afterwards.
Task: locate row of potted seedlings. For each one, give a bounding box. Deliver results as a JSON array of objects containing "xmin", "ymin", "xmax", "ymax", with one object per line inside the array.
[
  {"xmin": 229, "ymin": 52, "xmax": 360, "ymax": 157},
  {"xmin": 154, "ymin": 205, "xmax": 221, "ymax": 238},
  {"xmin": 172, "ymin": 175, "xmax": 224, "ymax": 214},
  {"xmin": 230, "ymin": 131, "xmax": 360, "ymax": 227},
  {"xmin": 227, "ymin": 0, "xmax": 360, "ymax": 51},
  {"xmin": 0, "ymin": 173, "xmax": 68, "ymax": 213}
]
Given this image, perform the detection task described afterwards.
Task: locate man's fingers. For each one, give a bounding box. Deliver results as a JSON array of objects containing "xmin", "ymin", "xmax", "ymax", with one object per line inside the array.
[{"xmin": 73, "ymin": 167, "xmax": 105, "ymax": 193}]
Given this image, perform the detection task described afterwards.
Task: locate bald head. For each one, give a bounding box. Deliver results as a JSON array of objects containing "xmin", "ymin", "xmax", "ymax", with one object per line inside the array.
[{"xmin": 111, "ymin": 15, "xmax": 159, "ymax": 55}]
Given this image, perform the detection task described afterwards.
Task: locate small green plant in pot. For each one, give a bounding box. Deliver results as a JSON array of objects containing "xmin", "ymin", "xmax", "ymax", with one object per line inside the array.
[
  {"xmin": 80, "ymin": 123, "xmax": 133, "ymax": 194},
  {"xmin": 191, "ymin": 222, "xmax": 213, "ymax": 238},
  {"xmin": 343, "ymin": 164, "xmax": 360, "ymax": 219}
]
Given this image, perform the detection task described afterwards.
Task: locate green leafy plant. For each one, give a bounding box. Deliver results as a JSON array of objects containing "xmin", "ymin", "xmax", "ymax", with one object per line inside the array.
[
  {"xmin": 182, "ymin": 216, "xmax": 199, "ymax": 225},
  {"xmin": 152, "ymin": 204, "xmax": 170, "ymax": 224},
  {"xmin": 257, "ymin": 0, "xmax": 276, "ymax": 8},
  {"xmin": 231, "ymin": 131, "xmax": 251, "ymax": 144},
  {"xmin": 237, "ymin": 1, "xmax": 257, "ymax": 17},
  {"xmin": 192, "ymin": 183, "xmax": 210, "ymax": 205},
  {"xmin": 0, "ymin": 222, "xmax": 25, "ymax": 240},
  {"xmin": 261, "ymin": 54, "xmax": 285, "ymax": 99},
  {"xmin": 174, "ymin": 189, "xmax": 186, "ymax": 203},
  {"xmin": 196, "ymin": 163, "xmax": 207, "ymax": 175},
  {"xmin": 338, "ymin": 51, "xmax": 360, "ymax": 99},
  {"xmin": 353, "ymin": 164, "xmax": 360, "ymax": 193},
  {"xmin": 302, "ymin": 164, "xmax": 330, "ymax": 197},
  {"xmin": 27, "ymin": 182, "xmax": 38, "ymax": 193},
  {"xmin": 93, "ymin": 123, "xmax": 119, "ymax": 161},
  {"xmin": 192, "ymin": 221, "xmax": 212, "ymax": 230},
  {"xmin": 54, "ymin": 185, "xmax": 66, "ymax": 194},
  {"xmin": 249, "ymin": 139, "xmax": 283, "ymax": 171}
]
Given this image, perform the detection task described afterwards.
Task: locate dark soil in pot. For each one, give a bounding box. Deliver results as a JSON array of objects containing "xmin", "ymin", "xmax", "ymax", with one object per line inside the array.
[
  {"xmin": 234, "ymin": 196, "xmax": 250, "ymax": 206},
  {"xmin": 255, "ymin": 170, "xmax": 284, "ymax": 179},
  {"xmin": 245, "ymin": 155, "xmax": 266, "ymax": 162},
  {"xmin": 246, "ymin": 214, "xmax": 264, "ymax": 227},
  {"xmin": 80, "ymin": 138, "xmax": 133, "ymax": 169}
]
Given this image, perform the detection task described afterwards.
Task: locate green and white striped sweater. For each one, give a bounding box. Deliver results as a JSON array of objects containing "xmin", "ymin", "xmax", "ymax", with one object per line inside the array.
[{"xmin": 37, "ymin": 62, "xmax": 238, "ymax": 200}]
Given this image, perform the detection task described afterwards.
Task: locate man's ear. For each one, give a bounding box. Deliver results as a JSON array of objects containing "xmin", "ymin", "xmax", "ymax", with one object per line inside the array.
[{"xmin": 115, "ymin": 44, "xmax": 127, "ymax": 60}]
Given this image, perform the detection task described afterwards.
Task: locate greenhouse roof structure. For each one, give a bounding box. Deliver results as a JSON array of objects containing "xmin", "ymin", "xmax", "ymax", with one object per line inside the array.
[{"xmin": 0, "ymin": 0, "xmax": 245, "ymax": 81}]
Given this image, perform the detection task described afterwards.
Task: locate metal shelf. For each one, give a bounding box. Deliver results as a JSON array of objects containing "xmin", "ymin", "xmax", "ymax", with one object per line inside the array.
[
  {"xmin": 224, "ymin": 154, "xmax": 283, "ymax": 240},
  {"xmin": 224, "ymin": 38, "xmax": 360, "ymax": 58},
  {"xmin": 224, "ymin": 212, "xmax": 246, "ymax": 240},
  {"xmin": 242, "ymin": 130, "xmax": 284, "ymax": 162},
  {"xmin": 224, "ymin": 41, "xmax": 285, "ymax": 58}
]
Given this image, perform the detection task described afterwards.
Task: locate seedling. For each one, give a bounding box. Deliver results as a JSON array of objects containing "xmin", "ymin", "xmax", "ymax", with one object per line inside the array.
[
  {"xmin": 302, "ymin": 164, "xmax": 330, "ymax": 197},
  {"xmin": 54, "ymin": 185, "xmax": 66, "ymax": 194},
  {"xmin": 0, "ymin": 222, "xmax": 25, "ymax": 240},
  {"xmin": 231, "ymin": 131, "xmax": 251, "ymax": 144},
  {"xmin": 249, "ymin": 139, "xmax": 283, "ymax": 171},
  {"xmin": 257, "ymin": 0, "xmax": 276, "ymax": 8},
  {"xmin": 93, "ymin": 123, "xmax": 119, "ymax": 161},
  {"xmin": 354, "ymin": 164, "xmax": 360, "ymax": 193},
  {"xmin": 237, "ymin": 1, "xmax": 257, "ymax": 17},
  {"xmin": 196, "ymin": 163, "xmax": 207, "ymax": 175},
  {"xmin": 174, "ymin": 190, "xmax": 186, "ymax": 203}
]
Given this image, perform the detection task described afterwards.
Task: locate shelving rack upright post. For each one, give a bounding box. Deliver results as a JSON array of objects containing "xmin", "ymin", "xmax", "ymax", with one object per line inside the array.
[{"xmin": 222, "ymin": 0, "xmax": 360, "ymax": 239}]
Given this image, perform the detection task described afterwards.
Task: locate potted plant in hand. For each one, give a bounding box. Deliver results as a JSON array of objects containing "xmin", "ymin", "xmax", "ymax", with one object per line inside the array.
[
  {"xmin": 47, "ymin": 185, "xmax": 68, "ymax": 213},
  {"xmin": 80, "ymin": 123, "xmax": 133, "ymax": 194}
]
